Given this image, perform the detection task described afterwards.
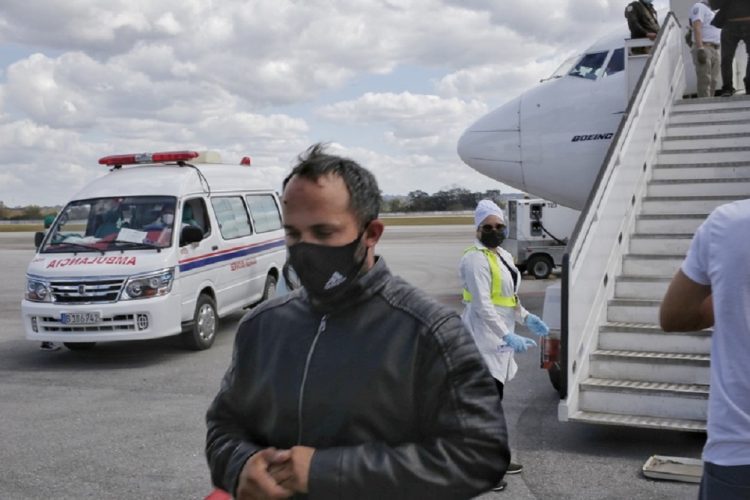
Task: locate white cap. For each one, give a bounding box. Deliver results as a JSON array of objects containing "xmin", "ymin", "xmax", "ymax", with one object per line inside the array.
[{"xmin": 474, "ymin": 199, "xmax": 505, "ymax": 227}]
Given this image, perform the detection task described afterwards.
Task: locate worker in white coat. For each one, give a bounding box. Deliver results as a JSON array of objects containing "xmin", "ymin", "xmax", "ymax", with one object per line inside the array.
[{"xmin": 459, "ymin": 199, "xmax": 550, "ymax": 492}]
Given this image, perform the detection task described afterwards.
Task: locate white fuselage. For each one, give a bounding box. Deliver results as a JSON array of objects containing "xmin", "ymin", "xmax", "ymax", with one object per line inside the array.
[{"xmin": 457, "ymin": 34, "xmax": 629, "ymax": 210}]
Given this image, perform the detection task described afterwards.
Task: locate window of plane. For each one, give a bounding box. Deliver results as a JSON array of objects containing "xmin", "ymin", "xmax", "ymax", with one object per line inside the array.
[
  {"xmin": 568, "ymin": 51, "xmax": 609, "ymax": 80},
  {"xmin": 604, "ymin": 48, "xmax": 625, "ymax": 76},
  {"xmin": 541, "ymin": 54, "xmax": 580, "ymax": 82}
]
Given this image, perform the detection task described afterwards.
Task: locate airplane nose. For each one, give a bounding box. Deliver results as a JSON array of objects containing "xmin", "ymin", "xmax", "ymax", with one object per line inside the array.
[{"xmin": 457, "ymin": 96, "xmax": 525, "ymax": 189}]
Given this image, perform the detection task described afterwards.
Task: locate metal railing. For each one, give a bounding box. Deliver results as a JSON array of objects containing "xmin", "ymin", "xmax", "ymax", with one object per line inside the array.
[{"xmin": 558, "ymin": 14, "xmax": 686, "ymax": 415}]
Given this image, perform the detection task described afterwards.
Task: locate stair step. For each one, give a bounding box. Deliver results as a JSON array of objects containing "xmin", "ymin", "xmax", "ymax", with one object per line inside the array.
[
  {"xmin": 647, "ymin": 178, "xmax": 750, "ymax": 197},
  {"xmin": 621, "ymin": 254, "xmax": 683, "ymax": 277},
  {"xmin": 657, "ymin": 147, "xmax": 750, "ymax": 165},
  {"xmin": 628, "ymin": 233, "xmax": 692, "ymax": 254},
  {"xmin": 666, "ymin": 120, "xmax": 750, "ymax": 137},
  {"xmin": 669, "ymin": 108, "xmax": 750, "ymax": 125},
  {"xmin": 579, "ymin": 377, "xmax": 708, "ymax": 421},
  {"xmin": 651, "ymin": 162, "xmax": 750, "ymax": 180},
  {"xmin": 590, "ymin": 349, "xmax": 710, "ymax": 385},
  {"xmin": 661, "ymin": 133, "xmax": 750, "ymax": 151},
  {"xmin": 641, "ymin": 195, "xmax": 746, "ymax": 214},
  {"xmin": 581, "ymin": 377, "xmax": 709, "ymax": 396},
  {"xmin": 635, "ymin": 214, "xmax": 706, "ymax": 234},
  {"xmin": 607, "ymin": 298, "xmax": 662, "ymax": 324},
  {"xmin": 568, "ymin": 410, "xmax": 706, "ymax": 432},
  {"xmin": 674, "ymin": 95, "xmax": 750, "ymax": 111},
  {"xmin": 599, "ymin": 322, "xmax": 711, "ymax": 354},
  {"xmin": 614, "ymin": 275, "xmax": 672, "ymax": 299}
]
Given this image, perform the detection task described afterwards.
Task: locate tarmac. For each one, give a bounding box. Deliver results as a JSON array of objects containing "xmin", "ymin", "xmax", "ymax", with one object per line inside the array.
[{"xmin": 0, "ymin": 228, "xmax": 703, "ymax": 499}]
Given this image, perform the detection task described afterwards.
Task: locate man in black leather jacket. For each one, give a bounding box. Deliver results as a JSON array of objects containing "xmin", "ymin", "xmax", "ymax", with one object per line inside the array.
[{"xmin": 206, "ymin": 144, "xmax": 509, "ymax": 499}]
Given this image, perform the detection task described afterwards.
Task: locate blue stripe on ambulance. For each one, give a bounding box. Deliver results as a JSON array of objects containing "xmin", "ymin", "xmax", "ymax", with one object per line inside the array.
[{"xmin": 178, "ymin": 239, "xmax": 285, "ymax": 273}]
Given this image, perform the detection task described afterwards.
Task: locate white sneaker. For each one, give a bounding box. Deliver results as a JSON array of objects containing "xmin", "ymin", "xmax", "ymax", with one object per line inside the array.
[
  {"xmin": 506, "ymin": 462, "xmax": 523, "ymax": 475},
  {"xmin": 491, "ymin": 480, "xmax": 507, "ymax": 492}
]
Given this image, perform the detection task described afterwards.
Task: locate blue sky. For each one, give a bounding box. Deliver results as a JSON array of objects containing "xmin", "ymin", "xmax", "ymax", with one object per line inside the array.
[{"xmin": 0, "ymin": 0, "xmax": 669, "ymax": 206}]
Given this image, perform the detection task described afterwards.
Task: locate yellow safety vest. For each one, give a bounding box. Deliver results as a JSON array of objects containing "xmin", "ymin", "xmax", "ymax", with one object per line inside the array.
[{"xmin": 462, "ymin": 247, "xmax": 518, "ymax": 307}]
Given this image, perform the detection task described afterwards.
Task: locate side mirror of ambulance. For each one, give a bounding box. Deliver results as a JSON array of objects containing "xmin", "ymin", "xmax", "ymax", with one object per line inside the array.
[
  {"xmin": 34, "ymin": 231, "xmax": 45, "ymax": 249},
  {"xmin": 180, "ymin": 225, "xmax": 203, "ymax": 246}
]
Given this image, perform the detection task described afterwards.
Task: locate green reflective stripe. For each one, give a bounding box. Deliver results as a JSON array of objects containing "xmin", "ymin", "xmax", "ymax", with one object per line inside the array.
[{"xmin": 462, "ymin": 247, "xmax": 518, "ymax": 307}]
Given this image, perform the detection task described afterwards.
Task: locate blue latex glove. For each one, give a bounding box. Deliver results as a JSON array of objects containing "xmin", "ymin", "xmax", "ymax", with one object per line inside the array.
[
  {"xmin": 525, "ymin": 313, "xmax": 550, "ymax": 337},
  {"xmin": 502, "ymin": 332, "xmax": 537, "ymax": 353}
]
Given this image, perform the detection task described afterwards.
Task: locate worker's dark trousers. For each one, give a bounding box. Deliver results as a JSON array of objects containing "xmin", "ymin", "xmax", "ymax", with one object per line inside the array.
[
  {"xmin": 699, "ymin": 462, "xmax": 750, "ymax": 499},
  {"xmin": 494, "ymin": 379, "xmax": 504, "ymax": 400},
  {"xmin": 719, "ymin": 22, "xmax": 750, "ymax": 93}
]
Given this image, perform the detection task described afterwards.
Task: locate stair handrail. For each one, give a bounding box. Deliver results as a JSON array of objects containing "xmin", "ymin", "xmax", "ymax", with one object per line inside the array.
[{"xmin": 558, "ymin": 13, "xmax": 685, "ymax": 414}]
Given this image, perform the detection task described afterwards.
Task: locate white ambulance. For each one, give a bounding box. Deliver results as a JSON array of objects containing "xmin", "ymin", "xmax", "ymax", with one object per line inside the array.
[{"xmin": 22, "ymin": 150, "xmax": 285, "ymax": 351}]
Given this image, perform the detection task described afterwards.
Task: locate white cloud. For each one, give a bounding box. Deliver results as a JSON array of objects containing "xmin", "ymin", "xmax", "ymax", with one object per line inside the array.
[
  {"xmin": 325, "ymin": 144, "xmax": 513, "ymax": 197},
  {"xmin": 317, "ymin": 92, "xmax": 487, "ymax": 156},
  {"xmin": 435, "ymin": 59, "xmax": 566, "ymax": 104},
  {"xmin": 0, "ymin": 0, "xmax": 665, "ymax": 205}
]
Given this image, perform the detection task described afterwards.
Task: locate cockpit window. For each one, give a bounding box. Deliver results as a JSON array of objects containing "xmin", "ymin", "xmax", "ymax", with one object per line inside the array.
[
  {"xmin": 569, "ymin": 51, "xmax": 609, "ymax": 80},
  {"xmin": 604, "ymin": 48, "xmax": 625, "ymax": 76},
  {"xmin": 541, "ymin": 54, "xmax": 580, "ymax": 82}
]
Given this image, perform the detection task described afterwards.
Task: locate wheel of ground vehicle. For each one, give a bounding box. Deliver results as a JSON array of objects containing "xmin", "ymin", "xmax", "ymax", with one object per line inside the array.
[
  {"xmin": 527, "ymin": 254, "xmax": 554, "ymax": 280},
  {"xmin": 548, "ymin": 362, "xmax": 562, "ymax": 393},
  {"xmin": 262, "ymin": 274, "xmax": 278, "ymax": 301},
  {"xmin": 183, "ymin": 294, "xmax": 217, "ymax": 350},
  {"xmin": 63, "ymin": 342, "xmax": 97, "ymax": 351}
]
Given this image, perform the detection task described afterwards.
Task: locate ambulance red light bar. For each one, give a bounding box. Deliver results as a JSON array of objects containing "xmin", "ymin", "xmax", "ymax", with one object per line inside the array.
[{"xmin": 98, "ymin": 151, "xmax": 200, "ymax": 166}]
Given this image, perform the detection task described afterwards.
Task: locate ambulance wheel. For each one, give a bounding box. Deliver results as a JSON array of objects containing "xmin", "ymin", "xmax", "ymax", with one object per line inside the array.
[
  {"xmin": 528, "ymin": 255, "xmax": 553, "ymax": 280},
  {"xmin": 183, "ymin": 294, "xmax": 217, "ymax": 350},
  {"xmin": 548, "ymin": 362, "xmax": 562, "ymax": 393},
  {"xmin": 262, "ymin": 274, "xmax": 278, "ymax": 301},
  {"xmin": 64, "ymin": 342, "xmax": 96, "ymax": 351}
]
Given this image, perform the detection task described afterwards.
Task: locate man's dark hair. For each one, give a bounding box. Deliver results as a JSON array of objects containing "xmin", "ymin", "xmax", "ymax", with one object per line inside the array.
[{"xmin": 282, "ymin": 143, "xmax": 381, "ymax": 226}]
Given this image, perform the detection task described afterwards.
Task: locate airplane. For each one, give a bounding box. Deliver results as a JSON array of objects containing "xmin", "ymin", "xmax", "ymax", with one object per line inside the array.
[{"xmin": 456, "ymin": 31, "xmax": 630, "ymax": 210}]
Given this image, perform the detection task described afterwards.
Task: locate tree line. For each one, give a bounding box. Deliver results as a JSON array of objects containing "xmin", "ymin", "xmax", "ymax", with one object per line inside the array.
[
  {"xmin": 0, "ymin": 204, "xmax": 59, "ymax": 221},
  {"xmin": 382, "ymin": 188, "xmax": 514, "ymax": 213},
  {"xmin": 1, "ymin": 187, "xmax": 517, "ymax": 220}
]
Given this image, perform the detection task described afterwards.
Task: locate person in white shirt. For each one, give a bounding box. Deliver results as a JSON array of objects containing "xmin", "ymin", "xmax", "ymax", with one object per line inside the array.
[
  {"xmin": 690, "ymin": 0, "xmax": 722, "ymax": 97},
  {"xmin": 459, "ymin": 199, "xmax": 550, "ymax": 492},
  {"xmin": 660, "ymin": 199, "xmax": 750, "ymax": 499}
]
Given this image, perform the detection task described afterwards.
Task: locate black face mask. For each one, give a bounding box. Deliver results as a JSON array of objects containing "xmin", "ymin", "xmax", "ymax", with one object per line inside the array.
[
  {"xmin": 480, "ymin": 229, "xmax": 506, "ymax": 248},
  {"xmin": 287, "ymin": 231, "xmax": 367, "ymax": 303}
]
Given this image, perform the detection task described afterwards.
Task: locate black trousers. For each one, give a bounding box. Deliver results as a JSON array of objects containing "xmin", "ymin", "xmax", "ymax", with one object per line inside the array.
[
  {"xmin": 494, "ymin": 378, "xmax": 513, "ymax": 470},
  {"xmin": 699, "ymin": 462, "xmax": 750, "ymax": 499},
  {"xmin": 719, "ymin": 21, "xmax": 750, "ymax": 92},
  {"xmin": 494, "ymin": 378, "xmax": 504, "ymax": 401}
]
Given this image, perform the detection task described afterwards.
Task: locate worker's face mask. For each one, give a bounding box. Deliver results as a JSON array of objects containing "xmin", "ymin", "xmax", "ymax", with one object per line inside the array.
[
  {"xmin": 479, "ymin": 224, "xmax": 507, "ymax": 248},
  {"xmin": 162, "ymin": 213, "xmax": 174, "ymax": 225},
  {"xmin": 288, "ymin": 227, "xmax": 369, "ymax": 303}
]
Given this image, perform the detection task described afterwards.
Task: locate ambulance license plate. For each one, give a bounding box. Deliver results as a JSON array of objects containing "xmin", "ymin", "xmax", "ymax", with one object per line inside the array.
[{"xmin": 61, "ymin": 312, "xmax": 100, "ymax": 325}]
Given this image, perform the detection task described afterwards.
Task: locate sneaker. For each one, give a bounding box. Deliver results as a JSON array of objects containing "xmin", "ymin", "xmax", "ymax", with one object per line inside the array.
[
  {"xmin": 721, "ymin": 88, "xmax": 736, "ymax": 97},
  {"xmin": 506, "ymin": 462, "xmax": 523, "ymax": 474},
  {"xmin": 491, "ymin": 480, "xmax": 507, "ymax": 492},
  {"xmin": 39, "ymin": 341, "xmax": 61, "ymax": 351}
]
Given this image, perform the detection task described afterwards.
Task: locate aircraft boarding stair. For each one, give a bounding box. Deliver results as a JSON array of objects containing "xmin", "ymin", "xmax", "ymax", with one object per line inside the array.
[{"xmin": 568, "ymin": 95, "xmax": 750, "ymax": 431}]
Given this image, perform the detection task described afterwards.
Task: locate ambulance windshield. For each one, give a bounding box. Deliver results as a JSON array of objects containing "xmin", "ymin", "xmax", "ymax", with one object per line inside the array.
[{"xmin": 41, "ymin": 196, "xmax": 178, "ymax": 253}]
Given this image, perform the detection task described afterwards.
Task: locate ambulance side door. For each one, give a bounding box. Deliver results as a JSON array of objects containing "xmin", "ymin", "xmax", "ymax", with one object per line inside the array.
[
  {"xmin": 209, "ymin": 195, "xmax": 255, "ymax": 314},
  {"xmin": 245, "ymin": 192, "xmax": 284, "ymax": 297},
  {"xmin": 177, "ymin": 197, "xmax": 217, "ymax": 322}
]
